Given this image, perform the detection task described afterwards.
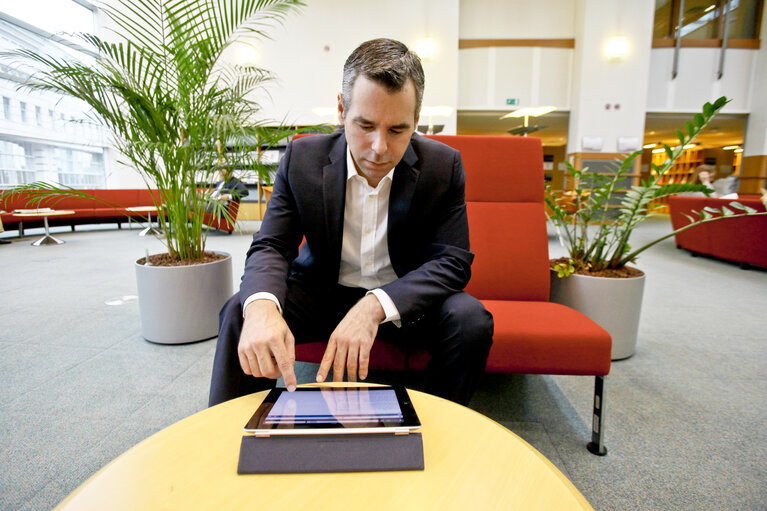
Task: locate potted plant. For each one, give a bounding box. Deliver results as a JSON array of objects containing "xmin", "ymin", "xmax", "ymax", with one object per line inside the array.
[
  {"xmin": 1, "ymin": 0, "xmax": 309, "ymax": 343},
  {"xmin": 546, "ymin": 96, "xmax": 767, "ymax": 359}
]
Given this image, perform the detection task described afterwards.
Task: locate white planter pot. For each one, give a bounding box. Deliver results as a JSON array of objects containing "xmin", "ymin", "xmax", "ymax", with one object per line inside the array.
[
  {"xmin": 549, "ymin": 269, "xmax": 645, "ymax": 360},
  {"xmin": 135, "ymin": 251, "xmax": 233, "ymax": 344}
]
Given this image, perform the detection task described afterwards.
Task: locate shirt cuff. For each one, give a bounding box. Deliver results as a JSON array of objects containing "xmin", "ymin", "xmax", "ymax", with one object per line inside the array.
[
  {"xmin": 243, "ymin": 292, "xmax": 283, "ymax": 317},
  {"xmin": 367, "ymin": 289, "xmax": 401, "ymax": 327}
]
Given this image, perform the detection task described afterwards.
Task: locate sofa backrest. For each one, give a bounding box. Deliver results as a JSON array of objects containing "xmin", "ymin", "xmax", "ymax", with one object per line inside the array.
[
  {"xmin": 428, "ymin": 135, "xmax": 550, "ymax": 302},
  {"xmin": 1, "ymin": 188, "xmax": 160, "ymax": 210}
]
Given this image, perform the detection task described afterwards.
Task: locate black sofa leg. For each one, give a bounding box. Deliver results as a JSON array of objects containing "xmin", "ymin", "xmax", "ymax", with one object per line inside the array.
[{"xmin": 587, "ymin": 375, "xmax": 607, "ymax": 456}]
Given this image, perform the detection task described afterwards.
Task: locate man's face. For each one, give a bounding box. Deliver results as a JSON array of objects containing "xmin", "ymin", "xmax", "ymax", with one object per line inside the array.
[{"xmin": 338, "ymin": 75, "xmax": 418, "ymax": 186}]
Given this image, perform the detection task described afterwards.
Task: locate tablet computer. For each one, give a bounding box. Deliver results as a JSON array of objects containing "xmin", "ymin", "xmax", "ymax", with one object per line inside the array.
[{"xmin": 243, "ymin": 386, "xmax": 421, "ymax": 436}]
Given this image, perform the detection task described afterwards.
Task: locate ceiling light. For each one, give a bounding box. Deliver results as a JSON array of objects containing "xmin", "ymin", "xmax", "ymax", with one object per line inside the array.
[
  {"xmin": 652, "ymin": 148, "xmax": 666, "ymax": 154},
  {"xmin": 683, "ymin": 144, "xmax": 697, "ymax": 149},
  {"xmin": 734, "ymin": 148, "xmax": 743, "ymax": 153},
  {"xmin": 642, "ymin": 143, "xmax": 657, "ymax": 149},
  {"xmin": 722, "ymin": 145, "xmax": 741, "ymax": 150}
]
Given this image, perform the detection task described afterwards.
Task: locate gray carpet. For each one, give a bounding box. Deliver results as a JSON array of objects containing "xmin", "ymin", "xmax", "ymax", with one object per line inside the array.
[{"xmin": 0, "ymin": 217, "xmax": 765, "ymax": 510}]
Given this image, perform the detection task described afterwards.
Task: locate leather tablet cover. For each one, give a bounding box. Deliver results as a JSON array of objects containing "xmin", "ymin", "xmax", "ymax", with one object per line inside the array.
[{"xmin": 237, "ymin": 432, "xmax": 424, "ymax": 473}]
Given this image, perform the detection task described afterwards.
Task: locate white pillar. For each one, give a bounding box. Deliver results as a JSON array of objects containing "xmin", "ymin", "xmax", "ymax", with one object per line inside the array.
[
  {"xmin": 567, "ymin": 0, "xmax": 655, "ymax": 155},
  {"xmin": 741, "ymin": 2, "xmax": 767, "ymax": 193}
]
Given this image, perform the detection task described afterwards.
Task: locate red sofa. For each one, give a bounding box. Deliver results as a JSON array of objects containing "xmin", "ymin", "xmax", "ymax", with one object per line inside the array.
[
  {"xmin": 294, "ymin": 135, "xmax": 613, "ymax": 454},
  {"xmin": 1, "ymin": 189, "xmax": 239, "ymax": 234},
  {"xmin": 668, "ymin": 195, "xmax": 767, "ymax": 268}
]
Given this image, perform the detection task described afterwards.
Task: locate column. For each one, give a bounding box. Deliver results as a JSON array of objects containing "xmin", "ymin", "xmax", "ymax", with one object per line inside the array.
[
  {"xmin": 567, "ymin": 0, "xmax": 655, "ymax": 178},
  {"xmin": 741, "ymin": 3, "xmax": 767, "ymax": 194}
]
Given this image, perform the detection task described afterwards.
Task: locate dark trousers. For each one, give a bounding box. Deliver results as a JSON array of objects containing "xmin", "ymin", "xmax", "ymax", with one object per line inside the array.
[{"xmin": 208, "ymin": 276, "xmax": 493, "ymax": 407}]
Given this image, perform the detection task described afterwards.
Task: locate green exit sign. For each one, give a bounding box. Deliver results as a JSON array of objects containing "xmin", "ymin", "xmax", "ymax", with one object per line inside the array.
[{"xmin": 506, "ymin": 98, "xmax": 519, "ymax": 105}]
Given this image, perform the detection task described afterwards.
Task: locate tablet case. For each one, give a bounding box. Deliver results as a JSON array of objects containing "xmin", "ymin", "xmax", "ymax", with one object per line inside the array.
[{"xmin": 238, "ymin": 432, "xmax": 424, "ymax": 474}]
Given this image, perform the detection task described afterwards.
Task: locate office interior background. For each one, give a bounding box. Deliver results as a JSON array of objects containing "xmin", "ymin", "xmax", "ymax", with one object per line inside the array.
[{"xmin": 1, "ymin": 1, "xmax": 766, "ymax": 510}]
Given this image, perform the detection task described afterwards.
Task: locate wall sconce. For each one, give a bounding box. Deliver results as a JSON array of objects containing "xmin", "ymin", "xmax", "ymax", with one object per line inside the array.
[
  {"xmin": 604, "ymin": 36, "xmax": 629, "ymax": 62},
  {"xmin": 414, "ymin": 38, "xmax": 436, "ymax": 60},
  {"xmin": 231, "ymin": 42, "xmax": 260, "ymax": 66}
]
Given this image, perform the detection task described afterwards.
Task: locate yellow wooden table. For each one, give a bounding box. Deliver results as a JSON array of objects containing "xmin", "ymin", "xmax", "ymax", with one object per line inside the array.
[{"xmin": 55, "ymin": 385, "xmax": 593, "ymax": 510}]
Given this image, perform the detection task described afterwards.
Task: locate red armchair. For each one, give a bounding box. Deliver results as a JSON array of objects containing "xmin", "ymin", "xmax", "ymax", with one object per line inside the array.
[{"xmin": 294, "ymin": 135, "xmax": 612, "ymax": 454}]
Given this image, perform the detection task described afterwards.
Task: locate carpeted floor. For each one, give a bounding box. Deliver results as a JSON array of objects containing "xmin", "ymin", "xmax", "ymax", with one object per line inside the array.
[{"xmin": 0, "ymin": 216, "xmax": 765, "ymax": 510}]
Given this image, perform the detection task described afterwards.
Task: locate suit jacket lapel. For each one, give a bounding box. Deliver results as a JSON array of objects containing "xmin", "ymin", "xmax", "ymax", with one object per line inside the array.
[
  {"xmin": 388, "ymin": 139, "xmax": 420, "ymax": 261},
  {"xmin": 323, "ymin": 133, "xmax": 347, "ymax": 268}
]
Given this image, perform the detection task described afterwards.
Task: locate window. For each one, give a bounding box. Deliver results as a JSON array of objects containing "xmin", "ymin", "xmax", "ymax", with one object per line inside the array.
[
  {"xmin": 653, "ymin": 0, "xmax": 763, "ymax": 45},
  {"xmin": 20, "ymin": 102, "xmax": 28, "ymax": 123}
]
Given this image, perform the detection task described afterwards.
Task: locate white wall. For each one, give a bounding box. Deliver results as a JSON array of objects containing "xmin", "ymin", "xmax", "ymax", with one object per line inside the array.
[
  {"xmin": 245, "ymin": 0, "xmax": 460, "ymax": 133},
  {"xmin": 646, "ymin": 48, "xmax": 756, "ymax": 113},
  {"xmin": 459, "ymin": 0, "xmax": 575, "ymax": 38},
  {"xmin": 567, "ymin": 0, "xmax": 654, "ymax": 154}
]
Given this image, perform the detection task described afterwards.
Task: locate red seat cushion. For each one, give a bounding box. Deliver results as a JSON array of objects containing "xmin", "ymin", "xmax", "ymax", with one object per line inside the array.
[{"xmin": 482, "ymin": 301, "xmax": 611, "ymax": 375}]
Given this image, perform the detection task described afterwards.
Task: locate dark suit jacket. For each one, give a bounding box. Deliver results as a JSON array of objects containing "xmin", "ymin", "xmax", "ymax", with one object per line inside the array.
[
  {"xmin": 216, "ymin": 178, "xmax": 249, "ymax": 200},
  {"xmin": 240, "ymin": 130, "xmax": 473, "ymax": 328}
]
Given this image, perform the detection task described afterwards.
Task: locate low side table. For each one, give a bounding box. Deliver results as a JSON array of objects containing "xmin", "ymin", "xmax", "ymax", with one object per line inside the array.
[
  {"xmin": 0, "ymin": 210, "xmax": 10, "ymax": 244},
  {"xmin": 12, "ymin": 210, "xmax": 75, "ymax": 246},
  {"xmin": 125, "ymin": 206, "xmax": 161, "ymax": 236},
  {"xmin": 55, "ymin": 384, "xmax": 594, "ymax": 510}
]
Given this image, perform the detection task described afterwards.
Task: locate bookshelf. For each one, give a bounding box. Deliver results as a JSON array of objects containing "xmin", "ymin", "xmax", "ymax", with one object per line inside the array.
[{"xmin": 650, "ymin": 147, "xmax": 703, "ymax": 213}]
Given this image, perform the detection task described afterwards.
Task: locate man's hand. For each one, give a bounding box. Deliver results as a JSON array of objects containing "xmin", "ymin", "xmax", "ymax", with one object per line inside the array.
[
  {"xmin": 238, "ymin": 300, "xmax": 297, "ymax": 391},
  {"xmin": 317, "ymin": 294, "xmax": 385, "ymax": 383}
]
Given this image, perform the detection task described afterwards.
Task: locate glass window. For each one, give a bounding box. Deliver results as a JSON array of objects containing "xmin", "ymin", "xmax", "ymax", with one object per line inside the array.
[
  {"xmin": 654, "ymin": 0, "xmax": 675, "ymax": 38},
  {"xmin": 726, "ymin": 0, "xmax": 761, "ymax": 38},
  {"xmin": 654, "ymin": 0, "xmax": 761, "ymax": 41},
  {"xmin": 2, "ymin": 0, "xmax": 94, "ymax": 39},
  {"xmin": 19, "ymin": 102, "xmax": 28, "ymax": 123},
  {"xmin": 680, "ymin": 0, "xmax": 721, "ymax": 39}
]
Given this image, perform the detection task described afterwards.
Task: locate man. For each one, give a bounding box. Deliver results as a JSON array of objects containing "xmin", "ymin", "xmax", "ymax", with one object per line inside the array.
[
  {"xmin": 209, "ymin": 38, "xmax": 493, "ymax": 407},
  {"xmin": 204, "ymin": 168, "xmax": 249, "ymax": 213}
]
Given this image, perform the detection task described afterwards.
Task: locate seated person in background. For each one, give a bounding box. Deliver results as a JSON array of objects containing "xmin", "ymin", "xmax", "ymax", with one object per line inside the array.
[
  {"xmin": 761, "ymin": 188, "xmax": 767, "ymax": 209},
  {"xmin": 693, "ymin": 164, "xmax": 716, "ymax": 194},
  {"xmin": 205, "ymin": 168, "xmax": 249, "ymax": 213},
  {"xmin": 687, "ymin": 164, "xmax": 738, "ymax": 199},
  {"xmin": 208, "ymin": 38, "xmax": 493, "ymax": 408}
]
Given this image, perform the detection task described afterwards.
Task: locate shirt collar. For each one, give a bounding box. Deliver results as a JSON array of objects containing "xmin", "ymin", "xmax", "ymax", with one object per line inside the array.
[{"xmin": 346, "ymin": 145, "xmax": 395, "ymax": 185}]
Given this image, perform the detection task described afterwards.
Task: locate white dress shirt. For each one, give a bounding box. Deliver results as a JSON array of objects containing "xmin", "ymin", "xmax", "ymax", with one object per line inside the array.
[{"xmin": 243, "ymin": 145, "xmax": 401, "ymax": 324}]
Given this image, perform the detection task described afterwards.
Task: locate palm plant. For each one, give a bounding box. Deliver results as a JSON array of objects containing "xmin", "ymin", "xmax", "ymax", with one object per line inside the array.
[
  {"xmin": 2, "ymin": 0, "xmax": 308, "ymax": 261},
  {"xmin": 546, "ymin": 96, "xmax": 767, "ymax": 277}
]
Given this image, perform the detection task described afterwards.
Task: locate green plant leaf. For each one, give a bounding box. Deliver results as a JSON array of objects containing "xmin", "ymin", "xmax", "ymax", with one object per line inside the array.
[
  {"xmin": 681, "ymin": 213, "xmax": 696, "ymax": 224},
  {"xmin": 703, "ymin": 102, "xmax": 714, "ymax": 117},
  {"xmin": 686, "ymin": 121, "xmax": 696, "ymax": 137},
  {"xmin": 713, "ymin": 96, "xmax": 728, "ymax": 109},
  {"xmin": 676, "ymin": 130, "xmax": 686, "ymax": 144},
  {"xmin": 664, "ymin": 144, "xmax": 674, "ymax": 159},
  {"xmin": 694, "ymin": 113, "xmax": 705, "ymax": 127}
]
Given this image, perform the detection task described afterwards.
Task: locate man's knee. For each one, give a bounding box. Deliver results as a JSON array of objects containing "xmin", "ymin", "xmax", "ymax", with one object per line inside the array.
[{"xmin": 441, "ymin": 293, "xmax": 494, "ymax": 348}]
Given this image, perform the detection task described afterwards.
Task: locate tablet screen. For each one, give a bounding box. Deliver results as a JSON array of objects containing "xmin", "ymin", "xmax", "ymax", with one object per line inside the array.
[{"xmin": 244, "ymin": 386, "xmax": 421, "ymax": 434}]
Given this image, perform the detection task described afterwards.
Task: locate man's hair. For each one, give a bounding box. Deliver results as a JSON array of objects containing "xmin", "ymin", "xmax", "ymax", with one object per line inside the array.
[{"xmin": 342, "ymin": 38, "xmax": 425, "ymax": 120}]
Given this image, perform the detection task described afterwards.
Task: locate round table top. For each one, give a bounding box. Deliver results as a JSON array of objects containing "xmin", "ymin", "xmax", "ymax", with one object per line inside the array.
[
  {"xmin": 125, "ymin": 206, "xmax": 158, "ymax": 212},
  {"xmin": 55, "ymin": 384, "xmax": 593, "ymax": 511},
  {"xmin": 12, "ymin": 209, "xmax": 75, "ymax": 217}
]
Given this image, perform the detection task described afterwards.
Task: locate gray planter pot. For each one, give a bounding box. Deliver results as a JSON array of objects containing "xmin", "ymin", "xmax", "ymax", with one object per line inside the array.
[
  {"xmin": 135, "ymin": 251, "xmax": 233, "ymax": 344},
  {"xmin": 549, "ymin": 269, "xmax": 645, "ymax": 360}
]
